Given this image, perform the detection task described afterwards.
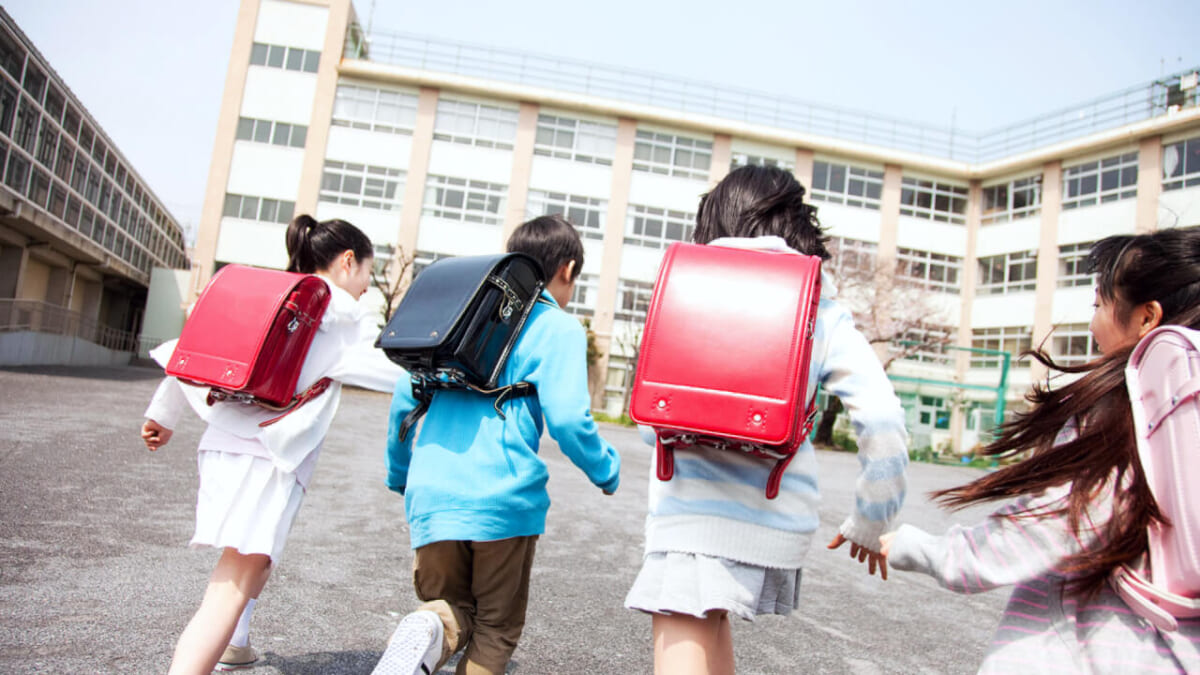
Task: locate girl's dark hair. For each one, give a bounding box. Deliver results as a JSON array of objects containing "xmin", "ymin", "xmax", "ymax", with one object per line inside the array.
[
  {"xmin": 693, "ymin": 164, "xmax": 829, "ymax": 259},
  {"xmin": 285, "ymin": 214, "xmax": 373, "ymax": 274},
  {"xmin": 506, "ymin": 214, "xmax": 583, "ymax": 281},
  {"xmin": 935, "ymin": 225, "xmax": 1200, "ymax": 599}
]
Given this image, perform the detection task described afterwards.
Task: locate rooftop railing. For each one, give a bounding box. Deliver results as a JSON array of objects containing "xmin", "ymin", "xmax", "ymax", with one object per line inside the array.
[{"xmin": 347, "ymin": 26, "xmax": 1200, "ymax": 163}]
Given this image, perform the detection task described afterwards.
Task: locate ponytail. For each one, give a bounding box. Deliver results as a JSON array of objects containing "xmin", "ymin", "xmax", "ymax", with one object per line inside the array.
[{"xmin": 284, "ymin": 214, "xmax": 374, "ymax": 274}]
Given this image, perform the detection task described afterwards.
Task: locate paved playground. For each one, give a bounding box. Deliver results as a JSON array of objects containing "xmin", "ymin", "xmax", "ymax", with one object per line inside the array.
[{"xmin": 0, "ymin": 365, "xmax": 1007, "ymax": 674}]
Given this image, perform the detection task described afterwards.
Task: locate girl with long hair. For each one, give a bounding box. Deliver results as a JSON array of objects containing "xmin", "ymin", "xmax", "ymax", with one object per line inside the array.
[{"xmin": 881, "ymin": 225, "xmax": 1200, "ymax": 672}]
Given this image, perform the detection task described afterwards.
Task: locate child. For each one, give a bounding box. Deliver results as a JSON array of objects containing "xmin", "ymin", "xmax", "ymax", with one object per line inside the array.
[
  {"xmin": 880, "ymin": 226, "xmax": 1200, "ymax": 672},
  {"xmin": 141, "ymin": 214, "xmax": 404, "ymax": 674},
  {"xmin": 623, "ymin": 165, "xmax": 910, "ymax": 674},
  {"xmin": 374, "ymin": 214, "xmax": 621, "ymax": 675}
]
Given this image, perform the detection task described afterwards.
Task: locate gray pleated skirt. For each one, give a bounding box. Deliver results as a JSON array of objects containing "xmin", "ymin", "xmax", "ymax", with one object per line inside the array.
[{"xmin": 624, "ymin": 551, "xmax": 801, "ymax": 622}]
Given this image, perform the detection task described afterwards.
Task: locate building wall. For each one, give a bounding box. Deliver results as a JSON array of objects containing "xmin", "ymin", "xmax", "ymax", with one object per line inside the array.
[{"xmin": 193, "ymin": 0, "xmax": 1200, "ymax": 443}]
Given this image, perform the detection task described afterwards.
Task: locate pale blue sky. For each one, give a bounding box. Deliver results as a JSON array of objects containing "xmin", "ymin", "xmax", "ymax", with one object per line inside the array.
[{"xmin": 6, "ymin": 0, "xmax": 1200, "ymax": 239}]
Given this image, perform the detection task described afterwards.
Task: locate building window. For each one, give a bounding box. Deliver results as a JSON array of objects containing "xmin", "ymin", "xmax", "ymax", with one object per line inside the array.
[
  {"xmin": 615, "ymin": 278, "xmax": 654, "ymax": 322},
  {"xmin": 893, "ymin": 326, "xmax": 954, "ymax": 366},
  {"xmin": 896, "ymin": 247, "xmax": 961, "ymax": 293},
  {"xmin": 632, "ymin": 130, "xmax": 711, "ymax": 180},
  {"xmin": 976, "ymin": 250, "xmax": 1038, "ymax": 295},
  {"xmin": 624, "ymin": 204, "xmax": 695, "ymax": 250},
  {"xmin": 1163, "ymin": 135, "xmax": 1200, "ymax": 191},
  {"xmin": 1062, "ymin": 151, "xmax": 1138, "ymax": 209},
  {"xmin": 412, "ymin": 249, "xmax": 453, "ymax": 278},
  {"xmin": 433, "ymin": 99, "xmax": 518, "ymax": 149},
  {"xmin": 235, "ymin": 117, "xmax": 307, "ymax": 149},
  {"xmin": 981, "ymin": 175, "xmax": 1042, "ymax": 225},
  {"xmin": 526, "ymin": 190, "xmax": 606, "ymax": 240},
  {"xmin": 566, "ymin": 273, "xmax": 598, "ymax": 317},
  {"xmin": 422, "ymin": 175, "xmax": 507, "ymax": 225},
  {"xmin": 319, "ymin": 160, "xmax": 405, "ymax": 211},
  {"xmin": 900, "ymin": 177, "xmax": 968, "ymax": 224},
  {"xmin": 730, "ymin": 152, "xmax": 794, "ymax": 172},
  {"xmin": 221, "ymin": 193, "xmax": 294, "ymax": 224},
  {"xmin": 1057, "ymin": 242, "xmax": 1094, "ymax": 288},
  {"xmin": 249, "ymin": 42, "xmax": 320, "ymax": 73},
  {"xmin": 332, "ymin": 84, "xmax": 418, "ymax": 135},
  {"xmin": 1050, "ymin": 323, "xmax": 1099, "ymax": 366},
  {"xmin": 533, "ymin": 114, "xmax": 616, "ymax": 165},
  {"xmin": 971, "ymin": 326, "xmax": 1032, "ymax": 369},
  {"xmin": 811, "ymin": 161, "xmax": 884, "ymax": 210},
  {"xmin": 826, "ymin": 236, "xmax": 878, "ymax": 279}
]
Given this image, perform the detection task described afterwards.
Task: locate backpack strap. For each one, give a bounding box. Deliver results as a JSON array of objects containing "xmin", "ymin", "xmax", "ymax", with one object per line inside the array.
[{"xmin": 397, "ymin": 376, "xmax": 539, "ymax": 442}]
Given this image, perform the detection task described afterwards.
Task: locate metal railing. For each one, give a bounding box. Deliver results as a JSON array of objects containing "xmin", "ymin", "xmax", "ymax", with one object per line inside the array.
[
  {"xmin": 348, "ymin": 26, "xmax": 1200, "ymax": 163},
  {"xmin": 0, "ymin": 299, "xmax": 139, "ymax": 353}
]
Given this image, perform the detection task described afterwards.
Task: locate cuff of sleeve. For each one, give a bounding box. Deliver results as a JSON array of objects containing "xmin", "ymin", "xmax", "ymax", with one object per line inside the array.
[
  {"xmin": 886, "ymin": 523, "xmax": 938, "ymax": 573},
  {"xmin": 597, "ymin": 472, "xmax": 620, "ymax": 494},
  {"xmin": 839, "ymin": 516, "xmax": 887, "ymax": 551},
  {"xmin": 143, "ymin": 398, "xmax": 181, "ymax": 430},
  {"xmin": 385, "ymin": 474, "xmax": 406, "ymax": 496}
]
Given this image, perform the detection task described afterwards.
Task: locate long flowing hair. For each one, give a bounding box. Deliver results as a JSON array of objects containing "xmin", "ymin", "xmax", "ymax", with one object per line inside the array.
[{"xmin": 934, "ymin": 226, "xmax": 1200, "ymax": 598}]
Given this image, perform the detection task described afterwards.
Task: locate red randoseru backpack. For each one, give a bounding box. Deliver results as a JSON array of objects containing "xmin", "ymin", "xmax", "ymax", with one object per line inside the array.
[
  {"xmin": 166, "ymin": 264, "xmax": 332, "ymax": 426},
  {"xmin": 629, "ymin": 242, "xmax": 822, "ymax": 499}
]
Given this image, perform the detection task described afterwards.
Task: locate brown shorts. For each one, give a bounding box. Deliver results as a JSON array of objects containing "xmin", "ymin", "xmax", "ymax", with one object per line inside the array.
[{"xmin": 413, "ymin": 535, "xmax": 539, "ymax": 675}]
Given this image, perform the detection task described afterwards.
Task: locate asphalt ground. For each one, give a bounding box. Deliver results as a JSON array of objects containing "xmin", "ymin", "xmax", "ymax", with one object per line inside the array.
[{"xmin": 0, "ymin": 365, "xmax": 1007, "ymax": 674}]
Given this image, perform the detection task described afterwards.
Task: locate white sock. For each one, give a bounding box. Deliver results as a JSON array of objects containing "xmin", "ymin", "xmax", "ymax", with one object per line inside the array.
[{"xmin": 231, "ymin": 598, "xmax": 256, "ymax": 647}]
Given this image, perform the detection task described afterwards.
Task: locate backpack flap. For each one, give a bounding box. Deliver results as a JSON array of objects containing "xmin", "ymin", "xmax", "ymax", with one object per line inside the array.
[
  {"xmin": 630, "ymin": 242, "xmax": 822, "ymax": 448},
  {"xmin": 1119, "ymin": 326, "xmax": 1200, "ymax": 629},
  {"xmin": 168, "ymin": 265, "xmax": 320, "ymax": 393},
  {"xmin": 377, "ymin": 253, "xmax": 544, "ymax": 387}
]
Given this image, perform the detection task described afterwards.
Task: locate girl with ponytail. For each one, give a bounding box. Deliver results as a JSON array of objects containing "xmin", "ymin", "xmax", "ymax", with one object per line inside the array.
[
  {"xmin": 140, "ymin": 214, "xmax": 403, "ymax": 673},
  {"xmin": 881, "ymin": 225, "xmax": 1200, "ymax": 672}
]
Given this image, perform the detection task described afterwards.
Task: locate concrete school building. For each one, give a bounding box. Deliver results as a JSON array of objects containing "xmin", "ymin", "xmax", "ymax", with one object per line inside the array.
[
  {"xmin": 0, "ymin": 8, "xmax": 190, "ymax": 367},
  {"xmin": 182, "ymin": 0, "xmax": 1200, "ymax": 452}
]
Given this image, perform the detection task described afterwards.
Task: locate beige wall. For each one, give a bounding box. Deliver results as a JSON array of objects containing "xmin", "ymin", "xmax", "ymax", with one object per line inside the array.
[
  {"xmin": 1136, "ymin": 135, "xmax": 1163, "ymax": 233},
  {"xmin": 589, "ymin": 117, "xmax": 638, "ymax": 409},
  {"xmin": 295, "ymin": 0, "xmax": 355, "ymax": 217},
  {"xmin": 877, "ymin": 164, "xmax": 903, "ymax": 266},
  {"xmin": 395, "ymin": 87, "xmax": 441, "ymax": 262},
  {"xmin": 19, "ymin": 258, "xmax": 50, "ymax": 302},
  {"xmin": 191, "ymin": 0, "xmax": 263, "ymax": 299},
  {"xmin": 502, "ymin": 102, "xmax": 541, "ymax": 243},
  {"xmin": 793, "ymin": 148, "xmax": 814, "ymax": 191},
  {"xmin": 1031, "ymin": 160, "xmax": 1063, "ymax": 381}
]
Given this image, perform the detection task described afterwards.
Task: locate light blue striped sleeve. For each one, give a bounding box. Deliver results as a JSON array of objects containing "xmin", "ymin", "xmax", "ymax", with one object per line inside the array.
[{"xmin": 818, "ymin": 307, "xmax": 910, "ymax": 548}]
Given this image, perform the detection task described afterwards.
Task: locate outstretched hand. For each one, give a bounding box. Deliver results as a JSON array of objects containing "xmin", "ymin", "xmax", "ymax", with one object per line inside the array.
[
  {"xmin": 827, "ymin": 533, "xmax": 888, "ymax": 580},
  {"xmin": 141, "ymin": 419, "xmax": 172, "ymax": 451}
]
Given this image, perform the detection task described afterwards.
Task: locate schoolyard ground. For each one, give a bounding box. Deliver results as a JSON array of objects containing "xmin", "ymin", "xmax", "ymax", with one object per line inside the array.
[{"xmin": 0, "ymin": 365, "xmax": 1006, "ymax": 674}]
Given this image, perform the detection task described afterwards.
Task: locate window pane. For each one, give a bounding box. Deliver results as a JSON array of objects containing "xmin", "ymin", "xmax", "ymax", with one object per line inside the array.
[
  {"xmin": 289, "ymin": 125, "xmax": 306, "ymax": 148},
  {"xmin": 250, "ymin": 43, "xmax": 268, "ymax": 66},
  {"xmin": 267, "ymin": 45, "xmax": 285, "ymax": 68},
  {"xmin": 236, "ymin": 117, "xmax": 254, "ymax": 140},
  {"xmin": 302, "ymin": 50, "xmax": 320, "ymax": 73},
  {"xmin": 286, "ymin": 47, "xmax": 304, "ymax": 71},
  {"xmin": 273, "ymin": 123, "xmax": 290, "ymax": 145}
]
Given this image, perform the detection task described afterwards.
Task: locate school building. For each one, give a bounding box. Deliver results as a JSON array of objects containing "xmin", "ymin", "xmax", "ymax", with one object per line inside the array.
[
  {"xmin": 0, "ymin": 8, "xmax": 191, "ymax": 367},
  {"xmin": 176, "ymin": 0, "xmax": 1200, "ymax": 452}
]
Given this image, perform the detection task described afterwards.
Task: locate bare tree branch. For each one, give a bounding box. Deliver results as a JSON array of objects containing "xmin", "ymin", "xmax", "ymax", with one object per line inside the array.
[{"xmin": 371, "ymin": 244, "xmax": 414, "ymax": 324}]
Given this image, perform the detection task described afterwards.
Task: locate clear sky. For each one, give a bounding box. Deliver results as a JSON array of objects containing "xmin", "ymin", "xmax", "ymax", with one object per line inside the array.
[{"xmin": 6, "ymin": 0, "xmax": 1200, "ymax": 241}]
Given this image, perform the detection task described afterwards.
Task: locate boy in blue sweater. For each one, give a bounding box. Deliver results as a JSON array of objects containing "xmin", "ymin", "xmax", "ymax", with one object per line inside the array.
[{"xmin": 373, "ymin": 215, "xmax": 622, "ymax": 675}]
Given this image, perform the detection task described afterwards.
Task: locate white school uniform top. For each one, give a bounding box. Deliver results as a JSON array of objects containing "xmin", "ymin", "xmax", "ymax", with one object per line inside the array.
[{"xmin": 144, "ymin": 277, "xmax": 405, "ymax": 487}]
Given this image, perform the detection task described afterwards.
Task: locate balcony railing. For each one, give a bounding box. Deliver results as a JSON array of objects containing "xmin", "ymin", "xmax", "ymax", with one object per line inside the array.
[
  {"xmin": 348, "ymin": 26, "xmax": 1200, "ymax": 163},
  {"xmin": 0, "ymin": 299, "xmax": 140, "ymax": 353}
]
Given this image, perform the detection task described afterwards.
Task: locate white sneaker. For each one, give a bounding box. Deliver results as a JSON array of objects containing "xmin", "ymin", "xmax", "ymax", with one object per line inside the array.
[{"xmin": 372, "ymin": 610, "xmax": 444, "ymax": 675}]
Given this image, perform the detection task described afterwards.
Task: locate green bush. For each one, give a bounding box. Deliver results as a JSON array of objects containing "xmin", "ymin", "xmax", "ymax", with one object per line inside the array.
[
  {"xmin": 829, "ymin": 430, "xmax": 858, "ymax": 453},
  {"xmin": 593, "ymin": 411, "xmax": 636, "ymax": 427}
]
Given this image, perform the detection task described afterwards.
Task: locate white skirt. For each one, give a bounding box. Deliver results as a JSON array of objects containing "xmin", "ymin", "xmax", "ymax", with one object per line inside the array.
[{"xmin": 190, "ymin": 450, "xmax": 307, "ymax": 561}]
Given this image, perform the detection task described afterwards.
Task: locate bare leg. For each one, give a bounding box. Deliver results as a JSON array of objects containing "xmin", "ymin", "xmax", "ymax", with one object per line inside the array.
[
  {"xmin": 652, "ymin": 611, "xmax": 734, "ymax": 675},
  {"xmin": 167, "ymin": 549, "xmax": 272, "ymax": 675}
]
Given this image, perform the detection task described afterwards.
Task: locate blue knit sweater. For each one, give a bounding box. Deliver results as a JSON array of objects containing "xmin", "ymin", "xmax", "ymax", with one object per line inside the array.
[{"xmin": 386, "ymin": 290, "xmax": 621, "ymax": 549}]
